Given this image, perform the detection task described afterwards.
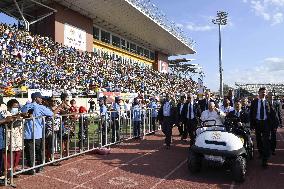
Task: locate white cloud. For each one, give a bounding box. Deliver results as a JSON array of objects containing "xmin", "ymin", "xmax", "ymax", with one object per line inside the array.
[
  {"xmin": 185, "ymin": 23, "xmax": 215, "ymax": 31},
  {"xmin": 272, "ymin": 12, "xmax": 284, "ymax": 25},
  {"xmin": 251, "ymin": 0, "xmax": 271, "ymax": 20},
  {"xmin": 244, "ymin": 0, "xmax": 284, "ymax": 25},
  {"xmin": 225, "ymin": 57, "xmax": 284, "ymax": 86},
  {"xmin": 176, "ymin": 23, "xmax": 184, "ymax": 28}
]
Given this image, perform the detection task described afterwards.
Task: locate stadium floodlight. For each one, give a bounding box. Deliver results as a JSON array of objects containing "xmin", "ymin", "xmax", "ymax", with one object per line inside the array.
[{"xmin": 212, "ymin": 11, "xmax": 228, "ymax": 98}]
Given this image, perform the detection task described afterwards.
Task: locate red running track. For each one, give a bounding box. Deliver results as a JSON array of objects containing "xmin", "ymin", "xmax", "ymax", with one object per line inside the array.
[{"xmin": 2, "ymin": 127, "xmax": 284, "ymax": 189}]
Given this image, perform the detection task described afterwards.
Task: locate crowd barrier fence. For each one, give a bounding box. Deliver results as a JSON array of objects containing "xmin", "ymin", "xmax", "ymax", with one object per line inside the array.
[{"xmin": 2, "ymin": 108, "xmax": 160, "ymax": 186}]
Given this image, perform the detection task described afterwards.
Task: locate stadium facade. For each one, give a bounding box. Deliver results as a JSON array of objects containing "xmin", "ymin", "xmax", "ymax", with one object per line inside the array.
[{"xmin": 0, "ymin": 0, "xmax": 195, "ymax": 72}]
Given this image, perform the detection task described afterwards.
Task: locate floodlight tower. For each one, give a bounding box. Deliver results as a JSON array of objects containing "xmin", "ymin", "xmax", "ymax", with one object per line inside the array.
[{"xmin": 212, "ymin": 11, "xmax": 228, "ymax": 98}]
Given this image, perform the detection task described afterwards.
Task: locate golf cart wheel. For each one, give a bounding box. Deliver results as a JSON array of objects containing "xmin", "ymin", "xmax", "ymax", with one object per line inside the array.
[
  {"xmin": 232, "ymin": 156, "xmax": 246, "ymax": 182},
  {"xmin": 187, "ymin": 151, "xmax": 202, "ymax": 173}
]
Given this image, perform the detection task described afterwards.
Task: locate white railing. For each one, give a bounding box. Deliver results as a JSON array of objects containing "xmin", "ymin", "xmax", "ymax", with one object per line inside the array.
[{"xmin": 2, "ymin": 108, "xmax": 160, "ymax": 186}]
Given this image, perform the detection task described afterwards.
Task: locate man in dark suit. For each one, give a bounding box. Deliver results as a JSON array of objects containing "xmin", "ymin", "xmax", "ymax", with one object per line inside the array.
[
  {"xmin": 181, "ymin": 93, "xmax": 201, "ymax": 145},
  {"xmin": 227, "ymin": 99, "xmax": 249, "ymax": 124},
  {"xmin": 241, "ymin": 97, "xmax": 250, "ymax": 115},
  {"xmin": 176, "ymin": 95, "xmax": 186, "ymax": 136},
  {"xmin": 198, "ymin": 90, "xmax": 215, "ymax": 112},
  {"xmin": 267, "ymin": 92, "xmax": 282, "ymax": 155},
  {"xmin": 250, "ymin": 87, "xmax": 277, "ymax": 167},
  {"xmin": 226, "ymin": 99, "xmax": 250, "ymax": 138},
  {"xmin": 157, "ymin": 94, "xmax": 176, "ymax": 149}
]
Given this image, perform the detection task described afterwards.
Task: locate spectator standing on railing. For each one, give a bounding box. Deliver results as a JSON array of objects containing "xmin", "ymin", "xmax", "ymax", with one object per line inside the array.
[
  {"xmin": 148, "ymin": 97, "xmax": 158, "ymax": 134},
  {"xmin": 21, "ymin": 92, "xmax": 53, "ymax": 175},
  {"xmin": 132, "ymin": 98, "xmax": 142, "ymax": 139},
  {"xmin": 111, "ymin": 97, "xmax": 121, "ymax": 142}
]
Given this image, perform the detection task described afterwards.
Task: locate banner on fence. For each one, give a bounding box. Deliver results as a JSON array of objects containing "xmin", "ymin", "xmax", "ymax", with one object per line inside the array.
[
  {"xmin": 28, "ymin": 89, "xmax": 53, "ymax": 100},
  {"xmin": 98, "ymin": 92, "xmax": 138, "ymax": 103}
]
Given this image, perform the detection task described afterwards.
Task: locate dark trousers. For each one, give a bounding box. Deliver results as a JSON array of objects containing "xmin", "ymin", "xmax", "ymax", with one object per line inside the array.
[
  {"xmin": 111, "ymin": 117, "xmax": 120, "ymax": 143},
  {"xmin": 183, "ymin": 118, "xmax": 197, "ymax": 145},
  {"xmin": 255, "ymin": 120, "xmax": 270, "ymax": 160},
  {"xmin": 270, "ymin": 128, "xmax": 277, "ymax": 152},
  {"xmin": 0, "ymin": 149, "xmax": 3, "ymax": 175},
  {"xmin": 151, "ymin": 117, "xmax": 157, "ymax": 132},
  {"xmin": 24, "ymin": 139, "xmax": 43, "ymax": 167},
  {"xmin": 133, "ymin": 121, "xmax": 141, "ymax": 138},
  {"xmin": 78, "ymin": 122, "xmax": 88, "ymax": 148},
  {"xmin": 176, "ymin": 116, "xmax": 184, "ymax": 136},
  {"xmin": 101, "ymin": 121, "xmax": 107, "ymax": 146},
  {"xmin": 162, "ymin": 117, "xmax": 172, "ymax": 146}
]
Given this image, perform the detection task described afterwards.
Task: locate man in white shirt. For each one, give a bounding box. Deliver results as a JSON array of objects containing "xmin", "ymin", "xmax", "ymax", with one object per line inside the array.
[
  {"xmin": 158, "ymin": 94, "xmax": 176, "ymax": 149},
  {"xmin": 197, "ymin": 102, "xmax": 226, "ymax": 135},
  {"xmin": 220, "ymin": 98, "xmax": 234, "ymax": 115},
  {"xmin": 201, "ymin": 102, "xmax": 226, "ymax": 126}
]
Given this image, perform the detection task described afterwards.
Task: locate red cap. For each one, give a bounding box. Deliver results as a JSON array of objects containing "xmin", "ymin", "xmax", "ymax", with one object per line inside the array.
[{"xmin": 79, "ymin": 106, "xmax": 87, "ymax": 113}]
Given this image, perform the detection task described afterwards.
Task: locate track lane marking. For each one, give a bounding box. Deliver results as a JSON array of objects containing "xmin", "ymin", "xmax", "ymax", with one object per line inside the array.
[
  {"xmin": 150, "ymin": 159, "xmax": 187, "ymax": 189},
  {"xmin": 15, "ymin": 156, "xmax": 90, "ymax": 183},
  {"xmin": 73, "ymin": 145, "xmax": 165, "ymax": 189},
  {"xmin": 37, "ymin": 174, "xmax": 92, "ymax": 189}
]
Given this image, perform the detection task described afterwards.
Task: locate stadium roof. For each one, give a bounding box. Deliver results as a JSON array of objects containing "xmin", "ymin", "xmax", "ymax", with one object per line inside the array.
[{"xmin": 0, "ymin": 0, "xmax": 196, "ymax": 56}]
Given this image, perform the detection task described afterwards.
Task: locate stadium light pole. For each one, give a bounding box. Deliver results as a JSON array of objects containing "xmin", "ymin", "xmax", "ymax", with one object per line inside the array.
[{"xmin": 212, "ymin": 11, "xmax": 228, "ymax": 98}]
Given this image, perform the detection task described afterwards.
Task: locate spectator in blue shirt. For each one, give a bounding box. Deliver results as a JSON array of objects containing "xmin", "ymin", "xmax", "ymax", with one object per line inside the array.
[
  {"xmin": 111, "ymin": 97, "xmax": 121, "ymax": 142},
  {"xmin": 21, "ymin": 92, "xmax": 53, "ymax": 175},
  {"xmin": 132, "ymin": 98, "xmax": 142, "ymax": 139},
  {"xmin": 148, "ymin": 97, "xmax": 158, "ymax": 134}
]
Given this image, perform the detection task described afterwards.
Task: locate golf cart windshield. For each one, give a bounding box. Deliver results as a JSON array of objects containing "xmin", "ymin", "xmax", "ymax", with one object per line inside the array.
[{"xmin": 196, "ymin": 119, "xmax": 226, "ymax": 135}]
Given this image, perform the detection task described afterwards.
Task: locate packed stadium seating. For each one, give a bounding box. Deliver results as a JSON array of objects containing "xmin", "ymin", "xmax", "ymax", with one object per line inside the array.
[{"xmin": 0, "ymin": 23, "xmax": 197, "ymax": 97}]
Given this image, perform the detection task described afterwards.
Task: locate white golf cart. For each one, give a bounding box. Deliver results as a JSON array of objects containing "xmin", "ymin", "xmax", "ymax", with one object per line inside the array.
[{"xmin": 187, "ymin": 119, "xmax": 254, "ymax": 182}]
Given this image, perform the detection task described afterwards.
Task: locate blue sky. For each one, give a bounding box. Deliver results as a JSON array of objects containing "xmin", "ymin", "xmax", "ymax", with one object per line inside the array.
[
  {"xmin": 151, "ymin": 0, "xmax": 284, "ymax": 91},
  {"xmin": 1, "ymin": 0, "xmax": 284, "ymax": 91}
]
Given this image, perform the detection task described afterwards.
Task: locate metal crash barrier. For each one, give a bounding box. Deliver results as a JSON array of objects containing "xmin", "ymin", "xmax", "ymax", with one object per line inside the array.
[{"xmin": 2, "ymin": 108, "xmax": 159, "ymax": 186}]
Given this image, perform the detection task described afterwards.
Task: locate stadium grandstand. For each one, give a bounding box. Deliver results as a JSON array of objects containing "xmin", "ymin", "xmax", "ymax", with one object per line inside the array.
[
  {"xmin": 0, "ymin": 0, "xmax": 198, "ymax": 98},
  {"xmin": 235, "ymin": 83, "xmax": 284, "ymax": 97}
]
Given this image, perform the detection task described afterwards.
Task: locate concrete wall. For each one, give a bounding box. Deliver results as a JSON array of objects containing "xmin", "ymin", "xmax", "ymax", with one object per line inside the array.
[
  {"xmin": 54, "ymin": 3, "xmax": 93, "ymax": 52},
  {"xmin": 31, "ymin": 2, "xmax": 93, "ymax": 52}
]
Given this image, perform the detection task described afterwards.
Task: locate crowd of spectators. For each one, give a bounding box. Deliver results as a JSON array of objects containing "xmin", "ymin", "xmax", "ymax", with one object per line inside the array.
[{"xmin": 0, "ymin": 23, "xmax": 198, "ymax": 98}]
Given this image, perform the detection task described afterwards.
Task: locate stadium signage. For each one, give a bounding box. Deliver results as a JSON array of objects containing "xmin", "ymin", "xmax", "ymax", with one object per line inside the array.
[
  {"xmin": 64, "ymin": 24, "xmax": 86, "ymax": 51},
  {"xmin": 158, "ymin": 60, "xmax": 168, "ymax": 73},
  {"xmin": 27, "ymin": 89, "xmax": 52, "ymax": 100}
]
